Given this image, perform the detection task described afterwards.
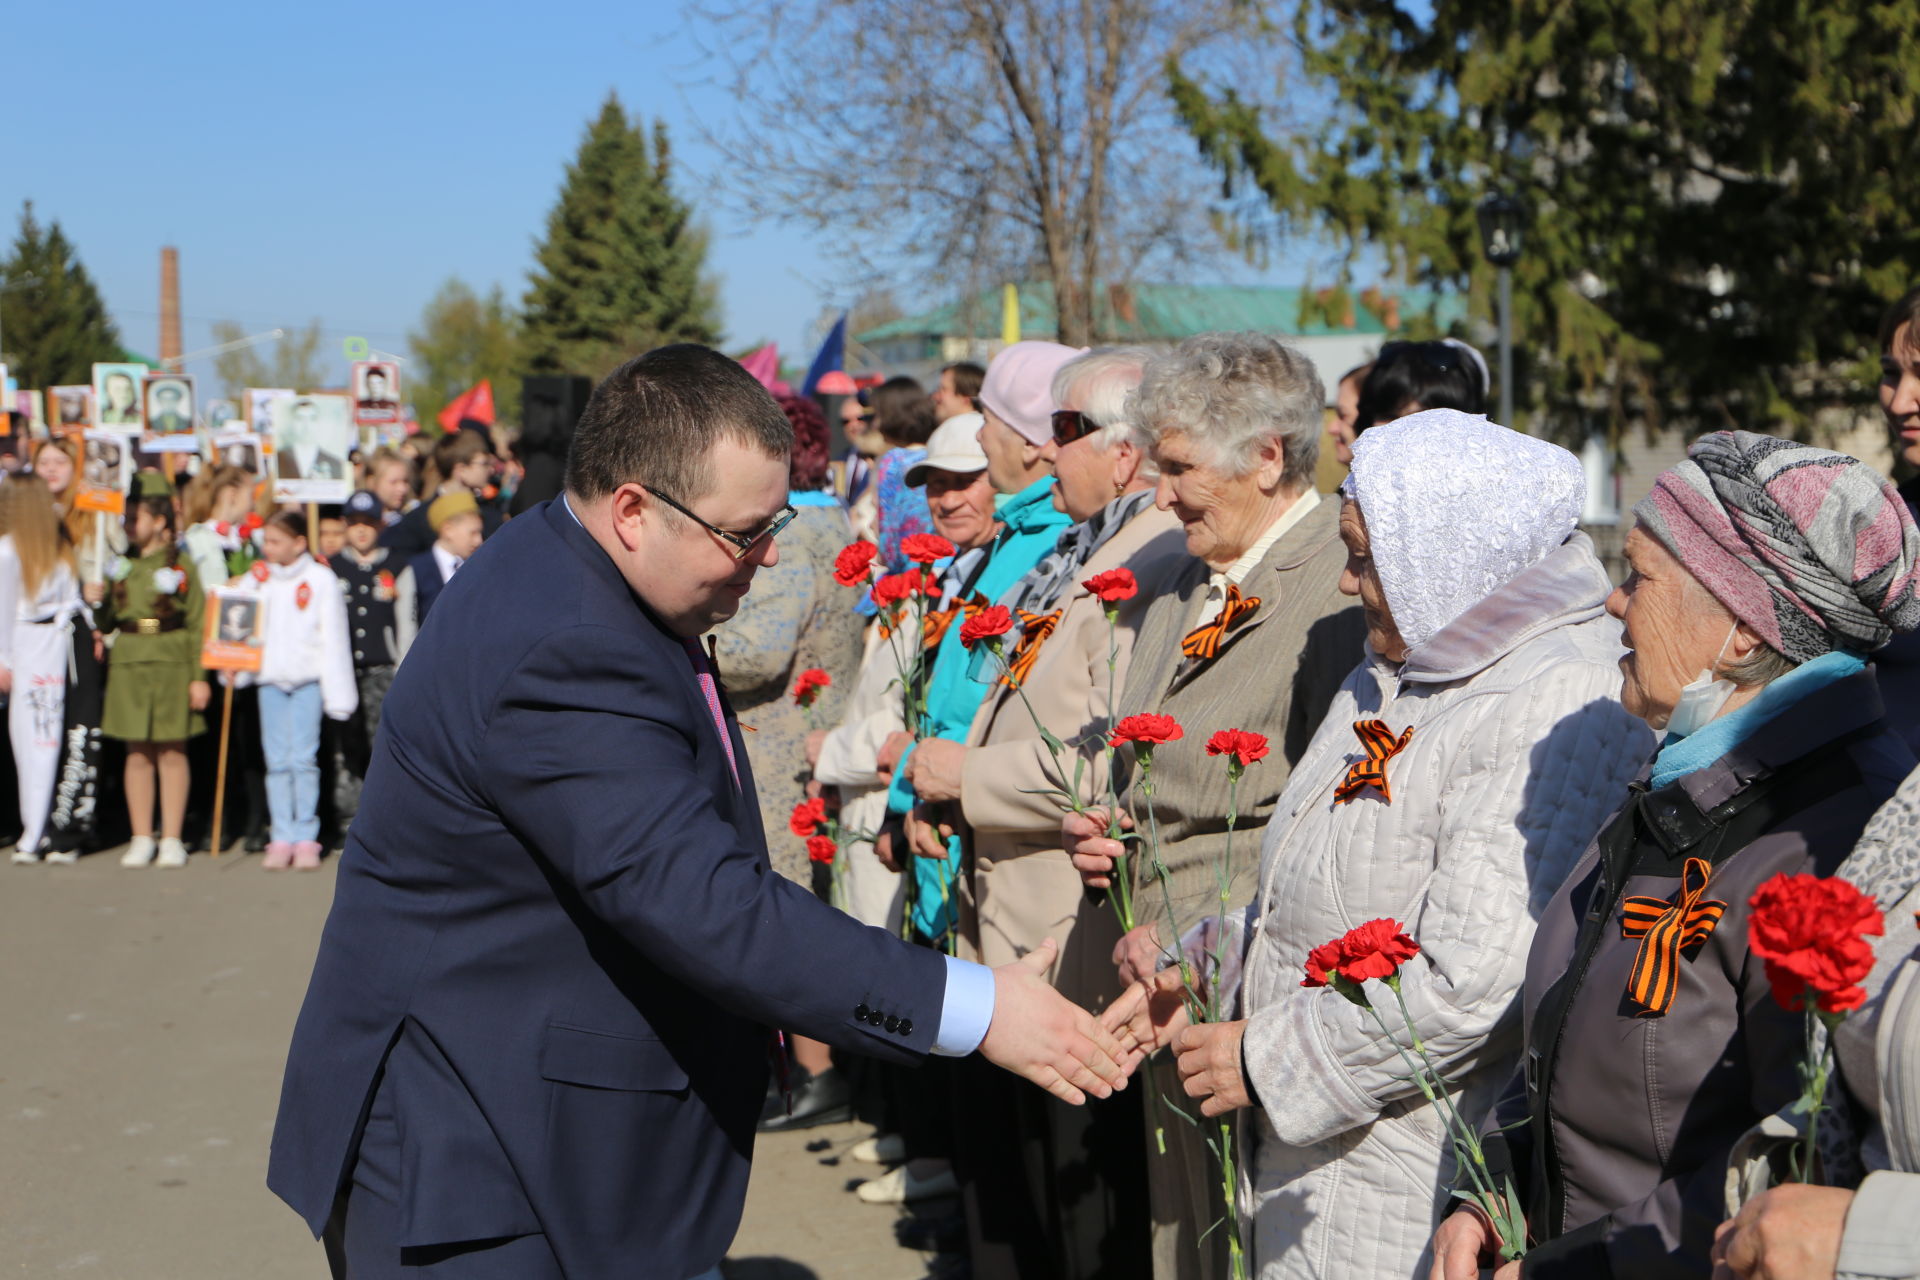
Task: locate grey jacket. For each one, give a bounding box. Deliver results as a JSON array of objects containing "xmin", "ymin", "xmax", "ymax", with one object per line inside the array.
[{"xmin": 1485, "ymin": 670, "xmax": 1913, "ymax": 1278}]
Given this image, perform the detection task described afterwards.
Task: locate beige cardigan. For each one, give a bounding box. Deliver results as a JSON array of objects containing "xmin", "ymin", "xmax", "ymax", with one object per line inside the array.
[
  {"xmin": 1112, "ymin": 494, "xmax": 1365, "ymax": 922},
  {"xmin": 954, "ymin": 504, "xmax": 1191, "ymax": 1007}
]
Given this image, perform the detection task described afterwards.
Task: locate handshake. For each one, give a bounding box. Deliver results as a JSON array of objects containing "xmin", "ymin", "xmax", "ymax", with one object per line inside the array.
[{"xmin": 976, "ymin": 937, "xmax": 1153, "ymax": 1105}]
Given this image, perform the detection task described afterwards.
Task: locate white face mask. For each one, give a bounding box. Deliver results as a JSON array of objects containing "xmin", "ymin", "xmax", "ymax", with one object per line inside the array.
[{"xmin": 1664, "ymin": 622, "xmax": 1741, "ymax": 739}]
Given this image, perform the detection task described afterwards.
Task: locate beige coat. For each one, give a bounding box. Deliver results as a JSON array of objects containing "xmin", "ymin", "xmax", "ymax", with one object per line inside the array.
[
  {"xmin": 955, "ymin": 504, "xmax": 1191, "ymax": 1008},
  {"xmin": 1112, "ymin": 493, "xmax": 1366, "ymax": 1280}
]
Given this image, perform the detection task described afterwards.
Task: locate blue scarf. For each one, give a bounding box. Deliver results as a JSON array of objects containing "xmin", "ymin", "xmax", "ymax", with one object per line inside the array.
[{"xmin": 1650, "ymin": 650, "xmax": 1865, "ymax": 787}]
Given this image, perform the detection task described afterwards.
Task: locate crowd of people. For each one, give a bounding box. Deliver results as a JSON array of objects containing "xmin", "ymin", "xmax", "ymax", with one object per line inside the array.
[
  {"xmin": 714, "ymin": 304, "xmax": 1920, "ymax": 1280},
  {"xmin": 0, "ymin": 424, "xmax": 520, "ymax": 871}
]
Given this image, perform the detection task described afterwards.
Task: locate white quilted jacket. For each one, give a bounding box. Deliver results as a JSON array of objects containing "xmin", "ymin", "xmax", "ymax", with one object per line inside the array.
[{"xmin": 1235, "ymin": 534, "xmax": 1654, "ymax": 1279}]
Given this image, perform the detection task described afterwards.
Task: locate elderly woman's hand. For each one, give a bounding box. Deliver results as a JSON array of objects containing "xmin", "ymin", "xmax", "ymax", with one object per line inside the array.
[
  {"xmin": 907, "ymin": 805, "xmax": 956, "ymax": 859},
  {"xmin": 1102, "ymin": 967, "xmax": 1192, "ymax": 1056},
  {"xmin": 1066, "ymin": 806, "xmax": 1134, "ymax": 887},
  {"xmin": 804, "ymin": 729, "xmax": 828, "ymax": 768},
  {"xmin": 1429, "ymin": 1207, "xmax": 1505, "ymax": 1280},
  {"xmin": 1710, "ymin": 1184, "xmax": 1852, "ymax": 1280},
  {"xmin": 1112, "ymin": 922, "xmax": 1165, "ymax": 987},
  {"xmin": 876, "ymin": 730, "xmax": 915, "ymax": 779},
  {"xmin": 873, "ymin": 828, "xmax": 900, "ymax": 872},
  {"xmin": 1172, "ymin": 1019, "xmax": 1252, "ymax": 1117},
  {"xmin": 904, "ymin": 737, "xmax": 967, "ymax": 803}
]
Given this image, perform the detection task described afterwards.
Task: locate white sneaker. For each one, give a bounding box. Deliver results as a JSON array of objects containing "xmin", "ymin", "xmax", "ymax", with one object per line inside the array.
[
  {"xmin": 156, "ymin": 838, "xmax": 189, "ymax": 869},
  {"xmin": 851, "ymin": 1133, "xmax": 908, "ymax": 1165},
  {"xmin": 120, "ymin": 836, "xmax": 157, "ymax": 868},
  {"xmin": 10, "ymin": 847, "xmax": 41, "ymax": 864},
  {"xmin": 854, "ymin": 1164, "xmax": 958, "ymax": 1204},
  {"xmin": 43, "ymin": 849, "xmax": 77, "ymax": 865}
]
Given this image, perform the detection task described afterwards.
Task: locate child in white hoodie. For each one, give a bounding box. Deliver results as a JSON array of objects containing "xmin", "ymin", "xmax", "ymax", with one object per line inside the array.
[{"xmin": 245, "ymin": 510, "xmax": 357, "ymax": 870}]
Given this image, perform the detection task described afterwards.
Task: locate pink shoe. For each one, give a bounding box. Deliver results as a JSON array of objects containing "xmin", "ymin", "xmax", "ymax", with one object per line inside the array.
[
  {"xmin": 262, "ymin": 841, "xmax": 295, "ymax": 870},
  {"xmin": 292, "ymin": 841, "xmax": 324, "ymax": 871}
]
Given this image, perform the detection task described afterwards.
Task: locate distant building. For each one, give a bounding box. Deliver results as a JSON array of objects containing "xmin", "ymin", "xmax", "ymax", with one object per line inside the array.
[{"xmin": 854, "ymin": 281, "xmax": 1467, "ymax": 407}]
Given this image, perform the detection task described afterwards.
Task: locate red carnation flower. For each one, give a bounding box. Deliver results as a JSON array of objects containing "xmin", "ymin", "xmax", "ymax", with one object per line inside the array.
[
  {"xmin": 1110, "ymin": 713, "xmax": 1184, "ymax": 748},
  {"xmin": 1301, "ymin": 938, "xmax": 1346, "ymax": 988},
  {"xmin": 1205, "ymin": 729, "xmax": 1271, "ymax": 769},
  {"xmin": 806, "ymin": 834, "xmax": 838, "ymax": 864},
  {"xmin": 788, "ymin": 797, "xmax": 828, "ymax": 838},
  {"xmin": 1300, "ymin": 918, "xmax": 1421, "ymax": 988},
  {"xmin": 872, "ymin": 570, "xmax": 923, "ymax": 608},
  {"xmin": 1748, "ymin": 872, "xmax": 1884, "ymax": 1014},
  {"xmin": 791, "ymin": 668, "xmax": 832, "ymax": 706},
  {"xmin": 1082, "ymin": 568, "xmax": 1138, "ymax": 603},
  {"xmin": 960, "ymin": 605, "xmax": 1015, "ymax": 649},
  {"xmin": 901, "ymin": 533, "xmax": 956, "ymax": 565},
  {"xmin": 833, "ymin": 541, "xmax": 879, "ymax": 586}
]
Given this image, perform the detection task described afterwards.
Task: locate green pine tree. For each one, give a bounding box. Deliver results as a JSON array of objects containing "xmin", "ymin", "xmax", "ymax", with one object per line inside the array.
[
  {"xmin": 1168, "ymin": 2, "xmax": 1920, "ymax": 439},
  {"xmin": 0, "ymin": 201, "xmax": 125, "ymax": 388},
  {"xmin": 521, "ymin": 94, "xmax": 721, "ymax": 380}
]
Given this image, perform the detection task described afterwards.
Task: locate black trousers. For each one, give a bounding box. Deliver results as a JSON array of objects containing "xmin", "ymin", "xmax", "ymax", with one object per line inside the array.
[{"xmin": 953, "ymin": 1054, "xmax": 1152, "ymax": 1280}]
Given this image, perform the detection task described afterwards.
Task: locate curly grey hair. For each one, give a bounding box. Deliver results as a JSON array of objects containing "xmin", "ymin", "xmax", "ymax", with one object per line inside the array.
[{"xmin": 1129, "ymin": 332, "xmax": 1324, "ymax": 488}]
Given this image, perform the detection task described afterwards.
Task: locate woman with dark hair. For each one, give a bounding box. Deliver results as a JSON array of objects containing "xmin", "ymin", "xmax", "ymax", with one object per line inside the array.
[
  {"xmin": 1873, "ymin": 285, "xmax": 1920, "ymax": 749},
  {"xmin": 1352, "ymin": 339, "xmax": 1488, "ymax": 437},
  {"xmin": 842, "ymin": 377, "xmax": 937, "ymax": 544},
  {"xmin": 868, "ymin": 375, "xmax": 939, "ymax": 448}
]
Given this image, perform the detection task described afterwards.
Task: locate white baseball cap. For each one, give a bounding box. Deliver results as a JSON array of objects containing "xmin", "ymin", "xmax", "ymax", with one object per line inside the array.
[{"xmin": 904, "ymin": 413, "xmax": 988, "ymax": 487}]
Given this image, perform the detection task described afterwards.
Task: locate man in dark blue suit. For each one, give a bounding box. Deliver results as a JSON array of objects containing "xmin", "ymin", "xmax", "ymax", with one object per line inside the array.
[{"xmin": 267, "ymin": 345, "xmax": 1135, "ymax": 1279}]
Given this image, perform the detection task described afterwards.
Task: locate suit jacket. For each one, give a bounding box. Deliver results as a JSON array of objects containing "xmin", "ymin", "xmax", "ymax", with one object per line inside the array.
[
  {"xmin": 956, "ymin": 503, "xmax": 1190, "ymax": 1007},
  {"xmin": 277, "ymin": 448, "xmax": 345, "ymax": 480},
  {"xmin": 267, "ymin": 499, "xmax": 949, "ymax": 1278}
]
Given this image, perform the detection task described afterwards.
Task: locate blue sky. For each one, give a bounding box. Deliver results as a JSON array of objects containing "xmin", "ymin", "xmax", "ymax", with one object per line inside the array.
[
  {"xmin": 3, "ymin": 1, "xmax": 1340, "ymax": 402},
  {"xmin": 2, "ymin": 0, "xmax": 855, "ymax": 397}
]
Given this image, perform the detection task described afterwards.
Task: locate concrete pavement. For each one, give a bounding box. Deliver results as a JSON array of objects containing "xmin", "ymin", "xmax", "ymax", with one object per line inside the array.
[{"xmin": 0, "ymin": 849, "xmax": 940, "ymax": 1278}]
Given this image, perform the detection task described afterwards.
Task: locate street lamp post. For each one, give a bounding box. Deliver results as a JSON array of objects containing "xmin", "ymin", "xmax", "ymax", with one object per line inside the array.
[{"xmin": 1477, "ymin": 193, "xmax": 1523, "ymax": 428}]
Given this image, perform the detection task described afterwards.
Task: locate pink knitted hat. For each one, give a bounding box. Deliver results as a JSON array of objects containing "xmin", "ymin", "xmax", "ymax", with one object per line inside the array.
[{"xmin": 977, "ymin": 341, "xmax": 1087, "ymax": 445}]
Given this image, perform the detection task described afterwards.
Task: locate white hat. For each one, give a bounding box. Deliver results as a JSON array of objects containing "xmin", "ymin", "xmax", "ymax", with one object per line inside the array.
[{"xmin": 905, "ymin": 413, "xmax": 988, "ymax": 487}]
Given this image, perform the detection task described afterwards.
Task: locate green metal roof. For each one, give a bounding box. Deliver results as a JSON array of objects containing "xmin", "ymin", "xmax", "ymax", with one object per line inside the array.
[{"xmin": 855, "ymin": 281, "xmax": 1467, "ymax": 345}]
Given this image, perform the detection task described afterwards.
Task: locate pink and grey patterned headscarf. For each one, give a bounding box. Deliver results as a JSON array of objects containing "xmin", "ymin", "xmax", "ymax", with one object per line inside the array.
[{"xmin": 1635, "ymin": 431, "xmax": 1920, "ymax": 661}]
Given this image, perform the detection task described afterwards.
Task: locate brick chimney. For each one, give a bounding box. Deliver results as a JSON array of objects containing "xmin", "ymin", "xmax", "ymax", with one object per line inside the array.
[{"xmin": 159, "ymin": 247, "xmax": 181, "ymax": 364}]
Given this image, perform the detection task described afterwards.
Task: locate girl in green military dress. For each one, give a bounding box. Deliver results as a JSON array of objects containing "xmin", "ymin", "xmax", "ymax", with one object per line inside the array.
[{"xmin": 83, "ymin": 475, "xmax": 209, "ymax": 868}]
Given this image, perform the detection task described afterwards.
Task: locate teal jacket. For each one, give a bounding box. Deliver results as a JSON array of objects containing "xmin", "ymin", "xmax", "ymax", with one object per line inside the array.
[{"xmin": 891, "ymin": 476, "xmax": 1073, "ymax": 938}]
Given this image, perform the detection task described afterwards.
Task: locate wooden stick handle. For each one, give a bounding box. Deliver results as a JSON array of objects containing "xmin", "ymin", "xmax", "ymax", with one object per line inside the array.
[{"xmin": 209, "ymin": 680, "xmax": 235, "ymax": 857}]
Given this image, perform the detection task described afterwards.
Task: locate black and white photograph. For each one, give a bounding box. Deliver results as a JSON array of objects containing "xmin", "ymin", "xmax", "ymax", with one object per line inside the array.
[
  {"xmin": 142, "ymin": 373, "xmax": 196, "ymax": 449},
  {"xmin": 270, "ymin": 393, "xmax": 352, "ymax": 502},
  {"xmin": 211, "ymin": 431, "xmax": 263, "ymax": 477},
  {"xmin": 247, "ymin": 387, "xmax": 293, "ymax": 442},
  {"xmin": 91, "ymin": 362, "xmax": 145, "ymax": 430},
  {"xmin": 51, "ymin": 385, "xmax": 92, "ymax": 429},
  {"xmin": 352, "ymin": 360, "xmax": 401, "ymax": 423}
]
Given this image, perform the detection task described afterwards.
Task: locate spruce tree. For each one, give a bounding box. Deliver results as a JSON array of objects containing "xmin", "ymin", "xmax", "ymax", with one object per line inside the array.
[
  {"xmin": 0, "ymin": 202, "xmax": 124, "ymax": 388},
  {"xmin": 1169, "ymin": 2, "xmax": 1920, "ymax": 438},
  {"xmin": 521, "ymin": 95, "xmax": 721, "ymax": 379}
]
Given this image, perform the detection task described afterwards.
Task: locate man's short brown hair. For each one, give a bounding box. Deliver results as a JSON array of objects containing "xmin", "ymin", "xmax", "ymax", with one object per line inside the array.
[{"xmin": 566, "ymin": 344, "xmax": 793, "ymax": 503}]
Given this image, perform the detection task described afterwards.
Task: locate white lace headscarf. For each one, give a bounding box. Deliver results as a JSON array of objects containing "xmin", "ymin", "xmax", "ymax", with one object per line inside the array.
[{"xmin": 1340, "ymin": 409, "xmax": 1586, "ymax": 649}]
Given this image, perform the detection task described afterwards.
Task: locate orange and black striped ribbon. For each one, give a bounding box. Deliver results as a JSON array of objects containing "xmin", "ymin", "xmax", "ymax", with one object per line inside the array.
[
  {"xmin": 1002, "ymin": 609, "xmax": 1063, "ymax": 688},
  {"xmin": 1332, "ymin": 719, "xmax": 1415, "ymax": 805},
  {"xmin": 1621, "ymin": 856, "xmax": 1726, "ymax": 1016},
  {"xmin": 921, "ymin": 593, "xmax": 987, "ymax": 649},
  {"xmin": 1181, "ymin": 585, "xmax": 1262, "ymax": 662}
]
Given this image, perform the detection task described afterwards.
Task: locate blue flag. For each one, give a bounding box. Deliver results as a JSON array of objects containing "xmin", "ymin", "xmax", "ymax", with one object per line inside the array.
[{"xmin": 801, "ymin": 312, "xmax": 848, "ymax": 397}]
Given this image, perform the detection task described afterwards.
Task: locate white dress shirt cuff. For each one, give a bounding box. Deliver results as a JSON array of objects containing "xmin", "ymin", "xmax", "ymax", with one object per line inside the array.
[{"xmin": 932, "ymin": 955, "xmax": 995, "ymax": 1057}]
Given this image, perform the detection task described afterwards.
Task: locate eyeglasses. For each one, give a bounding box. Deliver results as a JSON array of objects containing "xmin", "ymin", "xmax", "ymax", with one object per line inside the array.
[
  {"xmin": 644, "ymin": 486, "xmax": 797, "ymax": 561},
  {"xmin": 1050, "ymin": 409, "xmax": 1102, "ymax": 446}
]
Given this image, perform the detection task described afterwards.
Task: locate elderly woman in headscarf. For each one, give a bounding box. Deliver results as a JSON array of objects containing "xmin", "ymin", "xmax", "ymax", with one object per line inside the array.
[
  {"xmin": 1427, "ymin": 432, "xmax": 1920, "ymax": 1280},
  {"xmin": 1063, "ymin": 332, "xmax": 1368, "ymax": 1280},
  {"xmin": 1104, "ymin": 411, "xmax": 1654, "ymax": 1280}
]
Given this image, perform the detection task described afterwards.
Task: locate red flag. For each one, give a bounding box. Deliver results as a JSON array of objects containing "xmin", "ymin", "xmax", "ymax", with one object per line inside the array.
[{"xmin": 437, "ymin": 380, "xmax": 495, "ymax": 432}]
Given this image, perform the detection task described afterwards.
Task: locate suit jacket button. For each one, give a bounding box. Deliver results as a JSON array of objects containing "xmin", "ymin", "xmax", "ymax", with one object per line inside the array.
[
  {"xmin": 868, "ymin": 1010, "xmax": 883, "ymax": 1025},
  {"xmin": 898, "ymin": 1019, "xmax": 912, "ymax": 1036},
  {"xmin": 884, "ymin": 1015, "xmax": 900, "ymax": 1033},
  {"xmin": 854, "ymin": 1004, "xmax": 871, "ymax": 1022}
]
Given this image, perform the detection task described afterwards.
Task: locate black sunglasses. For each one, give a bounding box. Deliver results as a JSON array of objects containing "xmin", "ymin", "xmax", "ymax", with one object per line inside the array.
[
  {"xmin": 643, "ymin": 486, "xmax": 797, "ymax": 561},
  {"xmin": 1051, "ymin": 409, "xmax": 1102, "ymax": 446}
]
